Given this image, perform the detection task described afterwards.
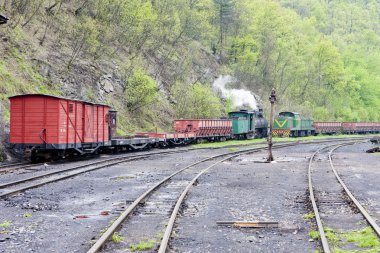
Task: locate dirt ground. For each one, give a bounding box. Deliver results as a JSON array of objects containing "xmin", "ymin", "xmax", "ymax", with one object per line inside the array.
[{"xmin": 0, "ymin": 140, "xmax": 377, "ymax": 253}]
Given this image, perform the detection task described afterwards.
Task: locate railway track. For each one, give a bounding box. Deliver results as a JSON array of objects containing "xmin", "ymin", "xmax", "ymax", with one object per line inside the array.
[
  {"xmin": 88, "ymin": 138, "xmax": 375, "ymax": 252},
  {"xmin": 0, "ymin": 162, "xmax": 37, "ymax": 174},
  {"xmin": 0, "ymin": 136, "xmax": 373, "ymax": 175},
  {"xmin": 0, "ymin": 162, "xmax": 26, "ymax": 169},
  {"xmin": 88, "ymin": 139, "xmax": 351, "ymax": 252},
  {"xmin": 0, "ymin": 149, "xmax": 197, "ymax": 199},
  {"xmin": 0, "ymin": 137, "xmax": 372, "ymax": 199},
  {"xmin": 308, "ymin": 142, "xmax": 380, "ymax": 253}
]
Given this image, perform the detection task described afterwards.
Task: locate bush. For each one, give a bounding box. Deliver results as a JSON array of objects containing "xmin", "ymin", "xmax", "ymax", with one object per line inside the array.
[{"xmin": 125, "ymin": 70, "xmax": 158, "ymax": 111}]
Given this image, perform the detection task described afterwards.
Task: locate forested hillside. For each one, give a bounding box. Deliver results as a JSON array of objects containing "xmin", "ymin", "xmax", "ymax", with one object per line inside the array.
[{"xmin": 0, "ymin": 0, "xmax": 379, "ymax": 142}]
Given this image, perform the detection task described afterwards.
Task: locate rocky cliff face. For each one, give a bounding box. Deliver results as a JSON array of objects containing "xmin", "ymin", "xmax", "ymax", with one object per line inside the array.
[{"xmin": 0, "ymin": 12, "xmax": 222, "ymax": 140}]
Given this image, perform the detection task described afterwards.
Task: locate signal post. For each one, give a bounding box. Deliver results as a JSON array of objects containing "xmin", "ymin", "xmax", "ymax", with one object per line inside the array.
[{"xmin": 267, "ymin": 89, "xmax": 276, "ymax": 162}]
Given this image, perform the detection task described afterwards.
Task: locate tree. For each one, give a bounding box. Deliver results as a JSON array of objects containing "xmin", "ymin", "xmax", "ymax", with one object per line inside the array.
[
  {"xmin": 67, "ymin": 16, "xmax": 99, "ymax": 69},
  {"xmin": 213, "ymin": 0, "xmax": 235, "ymax": 63},
  {"xmin": 124, "ymin": 69, "xmax": 158, "ymax": 112}
]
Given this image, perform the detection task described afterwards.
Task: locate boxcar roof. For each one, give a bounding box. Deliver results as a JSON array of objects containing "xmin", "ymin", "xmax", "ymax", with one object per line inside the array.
[{"xmin": 9, "ymin": 94, "xmax": 110, "ymax": 107}]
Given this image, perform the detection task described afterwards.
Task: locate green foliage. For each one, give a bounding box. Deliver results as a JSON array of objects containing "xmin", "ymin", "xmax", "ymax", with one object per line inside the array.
[
  {"xmin": 67, "ymin": 15, "xmax": 100, "ymax": 68},
  {"xmin": 0, "ymin": 220, "xmax": 12, "ymax": 228},
  {"xmin": 125, "ymin": 69, "xmax": 158, "ymax": 111},
  {"xmin": 111, "ymin": 232, "xmax": 124, "ymax": 243},
  {"xmin": 1, "ymin": 0, "xmax": 380, "ymax": 131},
  {"xmin": 324, "ymin": 227, "xmax": 339, "ymax": 245},
  {"xmin": 225, "ymin": 96, "xmax": 234, "ymax": 115},
  {"xmin": 303, "ymin": 213, "xmax": 315, "ymax": 220},
  {"xmin": 23, "ymin": 213, "xmax": 32, "ymax": 218},
  {"xmin": 309, "ymin": 230, "xmax": 320, "ymax": 240},
  {"xmin": 129, "ymin": 239, "xmax": 156, "ymax": 251},
  {"xmin": 172, "ymin": 82, "xmax": 222, "ymax": 119},
  {"xmin": 308, "ymin": 227, "xmax": 380, "ymax": 252},
  {"xmin": 343, "ymin": 227, "xmax": 380, "ymax": 249}
]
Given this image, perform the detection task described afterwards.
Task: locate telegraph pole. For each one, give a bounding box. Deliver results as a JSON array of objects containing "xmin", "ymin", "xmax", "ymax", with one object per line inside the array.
[{"xmin": 267, "ymin": 88, "xmax": 277, "ymax": 162}]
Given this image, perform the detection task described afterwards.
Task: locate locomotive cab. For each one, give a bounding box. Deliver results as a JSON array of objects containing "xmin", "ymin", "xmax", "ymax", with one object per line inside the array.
[{"xmin": 228, "ymin": 109, "xmax": 268, "ymax": 139}]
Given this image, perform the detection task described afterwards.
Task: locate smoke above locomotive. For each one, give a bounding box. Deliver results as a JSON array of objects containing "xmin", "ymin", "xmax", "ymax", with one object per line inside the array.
[{"xmin": 212, "ymin": 75, "xmax": 258, "ymax": 110}]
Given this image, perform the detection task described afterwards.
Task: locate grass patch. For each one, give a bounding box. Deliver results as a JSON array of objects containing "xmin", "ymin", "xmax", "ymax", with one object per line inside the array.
[
  {"xmin": 324, "ymin": 227, "xmax": 339, "ymax": 245},
  {"xmin": 116, "ymin": 175, "xmax": 134, "ymax": 180},
  {"xmin": 343, "ymin": 227, "xmax": 380, "ymax": 248},
  {"xmin": 309, "ymin": 227, "xmax": 380, "ymax": 252},
  {"xmin": 0, "ymin": 220, "xmax": 12, "ymax": 228},
  {"xmin": 111, "ymin": 232, "xmax": 124, "ymax": 243},
  {"xmin": 309, "ymin": 230, "xmax": 320, "ymax": 240},
  {"xmin": 303, "ymin": 213, "xmax": 315, "ymax": 220},
  {"xmin": 308, "ymin": 227, "xmax": 339, "ymax": 245},
  {"xmin": 23, "ymin": 213, "xmax": 32, "ymax": 218},
  {"xmin": 130, "ymin": 239, "xmax": 156, "ymax": 251}
]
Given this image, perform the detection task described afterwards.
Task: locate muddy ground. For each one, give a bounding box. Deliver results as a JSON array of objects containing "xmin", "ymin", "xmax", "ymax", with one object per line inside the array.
[{"xmin": 0, "ymin": 140, "xmax": 377, "ymax": 253}]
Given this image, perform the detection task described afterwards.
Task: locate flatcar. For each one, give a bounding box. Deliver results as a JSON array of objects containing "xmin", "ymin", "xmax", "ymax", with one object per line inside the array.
[{"xmin": 273, "ymin": 111, "xmax": 314, "ymax": 137}]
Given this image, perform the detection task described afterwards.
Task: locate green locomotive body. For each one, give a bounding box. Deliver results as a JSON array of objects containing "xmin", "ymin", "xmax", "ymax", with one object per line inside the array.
[
  {"xmin": 273, "ymin": 111, "xmax": 315, "ymax": 137},
  {"xmin": 228, "ymin": 109, "xmax": 268, "ymax": 139}
]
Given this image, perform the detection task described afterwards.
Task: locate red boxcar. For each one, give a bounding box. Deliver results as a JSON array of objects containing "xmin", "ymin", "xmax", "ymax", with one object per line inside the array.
[
  {"xmin": 313, "ymin": 122, "xmax": 342, "ymax": 134},
  {"xmin": 173, "ymin": 119, "xmax": 232, "ymax": 137},
  {"xmin": 9, "ymin": 94, "xmax": 111, "ymax": 160}
]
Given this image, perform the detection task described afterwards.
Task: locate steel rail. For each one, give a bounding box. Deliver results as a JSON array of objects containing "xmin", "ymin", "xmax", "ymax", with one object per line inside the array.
[
  {"xmin": 329, "ymin": 144, "xmax": 380, "ymax": 237},
  {"xmin": 308, "ymin": 140, "xmax": 371, "ymax": 253},
  {"xmin": 87, "ymin": 138, "xmax": 373, "ymax": 253},
  {"xmin": 161, "ymin": 139, "xmax": 374, "ymax": 252},
  {"xmin": 308, "ymin": 146, "xmax": 333, "ymax": 253},
  {"xmin": 87, "ymin": 142, "xmax": 304, "ymax": 253},
  {"xmin": 158, "ymin": 152, "xmax": 242, "ymax": 253},
  {"xmin": 0, "ymin": 163, "xmax": 41, "ymax": 174},
  {"xmin": 190, "ymin": 136, "xmax": 375, "ymax": 151},
  {"xmin": 0, "ymin": 162, "xmax": 27, "ymax": 169},
  {"xmin": 159, "ymin": 140, "xmax": 359, "ymax": 252},
  {"xmin": 87, "ymin": 146, "xmax": 264, "ymax": 253},
  {"xmin": 0, "ymin": 150, "xmax": 188, "ymax": 198}
]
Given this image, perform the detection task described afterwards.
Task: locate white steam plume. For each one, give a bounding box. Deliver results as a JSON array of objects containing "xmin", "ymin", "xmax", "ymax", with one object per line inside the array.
[{"xmin": 212, "ymin": 75, "xmax": 257, "ymax": 110}]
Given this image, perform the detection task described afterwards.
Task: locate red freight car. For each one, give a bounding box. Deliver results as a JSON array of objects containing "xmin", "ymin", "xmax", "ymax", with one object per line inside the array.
[
  {"xmin": 9, "ymin": 94, "xmax": 111, "ymax": 161},
  {"xmin": 342, "ymin": 122, "xmax": 380, "ymax": 134},
  {"xmin": 313, "ymin": 122, "xmax": 342, "ymax": 135},
  {"xmin": 173, "ymin": 119, "xmax": 232, "ymax": 140}
]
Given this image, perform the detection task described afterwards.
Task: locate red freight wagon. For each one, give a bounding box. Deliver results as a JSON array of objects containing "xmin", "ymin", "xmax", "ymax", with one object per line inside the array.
[
  {"xmin": 9, "ymin": 94, "xmax": 111, "ymax": 161},
  {"xmin": 342, "ymin": 122, "xmax": 380, "ymax": 134},
  {"xmin": 173, "ymin": 119, "xmax": 232, "ymax": 138},
  {"xmin": 313, "ymin": 122, "xmax": 342, "ymax": 135}
]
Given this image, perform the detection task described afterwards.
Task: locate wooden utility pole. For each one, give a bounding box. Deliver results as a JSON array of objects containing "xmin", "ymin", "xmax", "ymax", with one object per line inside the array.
[{"xmin": 267, "ymin": 88, "xmax": 277, "ymax": 162}]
